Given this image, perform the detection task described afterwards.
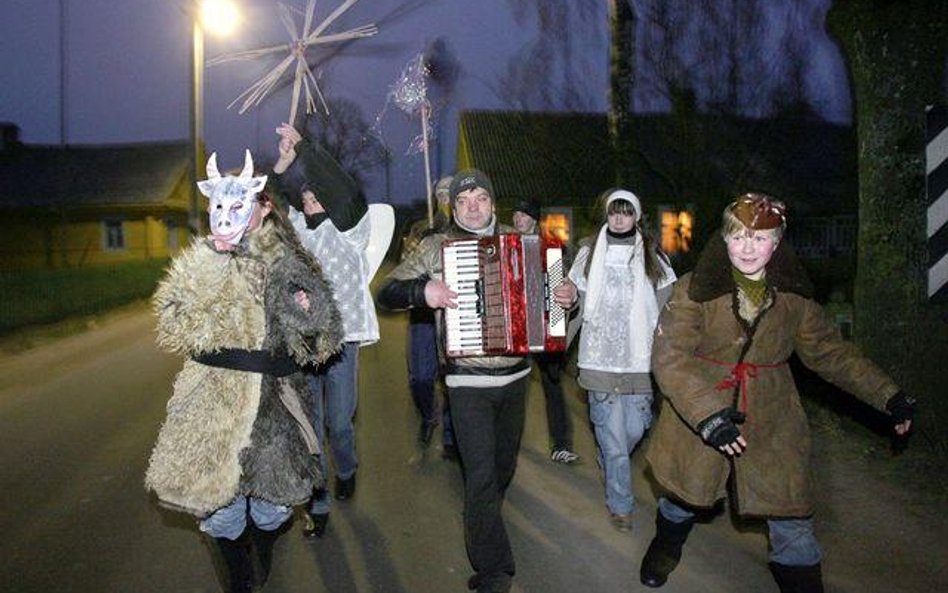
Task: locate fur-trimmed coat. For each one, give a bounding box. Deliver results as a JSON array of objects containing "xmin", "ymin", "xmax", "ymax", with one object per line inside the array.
[
  {"xmin": 645, "ymin": 236, "xmax": 899, "ymax": 517},
  {"xmin": 145, "ymin": 221, "xmax": 343, "ymax": 517}
]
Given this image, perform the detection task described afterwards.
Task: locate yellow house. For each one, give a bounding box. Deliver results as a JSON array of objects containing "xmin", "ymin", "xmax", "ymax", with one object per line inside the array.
[{"xmin": 0, "ymin": 136, "xmax": 191, "ymax": 271}]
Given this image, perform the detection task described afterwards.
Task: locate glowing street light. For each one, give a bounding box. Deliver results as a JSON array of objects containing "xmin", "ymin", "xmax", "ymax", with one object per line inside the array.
[{"xmin": 189, "ymin": 0, "xmax": 240, "ymax": 235}]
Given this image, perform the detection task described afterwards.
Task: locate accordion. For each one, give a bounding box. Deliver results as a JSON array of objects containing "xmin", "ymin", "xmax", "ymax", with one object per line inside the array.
[{"xmin": 442, "ymin": 233, "xmax": 567, "ymax": 357}]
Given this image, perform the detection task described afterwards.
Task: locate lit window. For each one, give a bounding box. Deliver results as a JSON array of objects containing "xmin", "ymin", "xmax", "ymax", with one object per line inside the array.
[
  {"xmin": 659, "ymin": 206, "xmax": 693, "ymax": 254},
  {"xmin": 539, "ymin": 207, "xmax": 573, "ymax": 245}
]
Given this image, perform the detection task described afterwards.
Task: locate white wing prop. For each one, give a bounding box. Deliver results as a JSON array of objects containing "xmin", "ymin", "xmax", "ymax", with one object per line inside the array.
[{"xmin": 365, "ymin": 204, "xmax": 395, "ymax": 282}]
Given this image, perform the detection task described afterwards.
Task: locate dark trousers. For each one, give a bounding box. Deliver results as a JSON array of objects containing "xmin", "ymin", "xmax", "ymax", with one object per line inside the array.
[
  {"xmin": 450, "ymin": 376, "xmax": 528, "ymax": 588},
  {"xmin": 534, "ymin": 352, "xmax": 572, "ymax": 449},
  {"xmin": 408, "ymin": 314, "xmax": 453, "ymax": 444}
]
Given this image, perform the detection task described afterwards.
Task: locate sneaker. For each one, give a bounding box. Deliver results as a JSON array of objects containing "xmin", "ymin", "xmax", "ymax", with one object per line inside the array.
[
  {"xmin": 610, "ymin": 512, "xmax": 633, "ymax": 532},
  {"xmin": 550, "ymin": 448, "xmax": 580, "ymax": 464}
]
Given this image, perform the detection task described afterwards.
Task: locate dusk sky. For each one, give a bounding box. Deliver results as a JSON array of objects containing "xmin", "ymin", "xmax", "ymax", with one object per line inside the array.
[{"xmin": 0, "ymin": 0, "xmax": 847, "ymax": 204}]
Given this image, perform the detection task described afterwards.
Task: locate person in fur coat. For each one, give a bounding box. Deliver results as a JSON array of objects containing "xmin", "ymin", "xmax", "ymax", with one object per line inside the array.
[
  {"xmin": 145, "ymin": 151, "xmax": 343, "ymax": 593},
  {"xmin": 639, "ymin": 192, "xmax": 915, "ymax": 593}
]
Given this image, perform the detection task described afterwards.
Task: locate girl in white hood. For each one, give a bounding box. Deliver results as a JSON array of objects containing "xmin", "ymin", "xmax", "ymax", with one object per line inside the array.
[{"xmin": 568, "ymin": 188, "xmax": 676, "ymax": 532}]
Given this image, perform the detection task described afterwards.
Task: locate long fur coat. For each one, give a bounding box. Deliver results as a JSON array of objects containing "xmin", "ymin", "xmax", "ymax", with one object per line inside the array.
[{"xmin": 145, "ymin": 221, "xmax": 342, "ymax": 517}]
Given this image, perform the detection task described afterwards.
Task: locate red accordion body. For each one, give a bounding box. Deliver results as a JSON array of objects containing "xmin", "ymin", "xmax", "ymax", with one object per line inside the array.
[{"xmin": 442, "ymin": 233, "xmax": 567, "ymax": 357}]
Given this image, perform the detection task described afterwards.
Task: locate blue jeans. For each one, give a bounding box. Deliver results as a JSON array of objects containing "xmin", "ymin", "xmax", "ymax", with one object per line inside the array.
[
  {"xmin": 408, "ymin": 316, "xmax": 453, "ymax": 445},
  {"xmin": 588, "ymin": 392, "xmax": 652, "ymax": 515},
  {"xmin": 308, "ymin": 342, "xmax": 359, "ymax": 514},
  {"xmin": 199, "ymin": 496, "xmax": 292, "ymax": 540},
  {"xmin": 658, "ymin": 497, "xmax": 823, "ymax": 566}
]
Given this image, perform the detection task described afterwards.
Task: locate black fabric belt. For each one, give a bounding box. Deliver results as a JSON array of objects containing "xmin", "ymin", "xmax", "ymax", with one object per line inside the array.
[{"xmin": 192, "ymin": 348, "xmax": 298, "ymax": 377}]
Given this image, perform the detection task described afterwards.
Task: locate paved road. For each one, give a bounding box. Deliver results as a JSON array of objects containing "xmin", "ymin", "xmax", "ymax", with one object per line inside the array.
[{"xmin": 0, "ymin": 303, "xmax": 943, "ymax": 592}]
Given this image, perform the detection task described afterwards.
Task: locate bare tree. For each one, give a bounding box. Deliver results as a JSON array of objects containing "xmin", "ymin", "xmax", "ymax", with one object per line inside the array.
[
  {"xmin": 495, "ymin": 1, "xmax": 603, "ymax": 112},
  {"xmin": 303, "ymin": 98, "xmax": 389, "ymax": 189},
  {"xmin": 627, "ymin": 0, "xmax": 816, "ymax": 234}
]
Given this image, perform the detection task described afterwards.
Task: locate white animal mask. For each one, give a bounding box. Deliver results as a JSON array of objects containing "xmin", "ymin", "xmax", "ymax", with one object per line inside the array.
[{"xmin": 197, "ymin": 150, "xmax": 268, "ymax": 246}]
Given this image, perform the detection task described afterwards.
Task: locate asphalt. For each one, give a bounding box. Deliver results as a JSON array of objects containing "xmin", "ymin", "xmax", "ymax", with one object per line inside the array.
[{"xmin": 0, "ymin": 302, "xmax": 943, "ymax": 592}]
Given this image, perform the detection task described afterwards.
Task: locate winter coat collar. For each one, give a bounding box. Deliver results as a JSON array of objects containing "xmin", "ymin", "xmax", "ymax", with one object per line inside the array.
[{"xmin": 688, "ymin": 231, "xmax": 814, "ymax": 303}]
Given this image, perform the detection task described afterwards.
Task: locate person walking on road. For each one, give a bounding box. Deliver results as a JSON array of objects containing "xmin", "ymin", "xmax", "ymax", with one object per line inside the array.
[
  {"xmin": 567, "ymin": 189, "xmax": 675, "ymax": 532},
  {"xmin": 376, "ymin": 169, "xmax": 576, "ymax": 593},
  {"xmin": 146, "ymin": 150, "xmax": 342, "ymax": 592},
  {"xmin": 511, "ymin": 198, "xmax": 580, "ymax": 465},
  {"xmin": 640, "ymin": 192, "xmax": 916, "ymax": 592},
  {"xmin": 271, "ymin": 123, "xmax": 385, "ymax": 538}
]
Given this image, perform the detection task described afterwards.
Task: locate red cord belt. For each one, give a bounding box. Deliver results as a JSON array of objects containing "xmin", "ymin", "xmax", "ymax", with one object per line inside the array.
[{"xmin": 695, "ymin": 354, "xmax": 787, "ymax": 414}]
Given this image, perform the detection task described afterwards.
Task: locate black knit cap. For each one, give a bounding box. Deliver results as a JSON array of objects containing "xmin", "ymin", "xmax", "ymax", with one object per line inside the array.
[
  {"xmin": 512, "ymin": 198, "xmax": 541, "ymax": 221},
  {"xmin": 449, "ymin": 168, "xmax": 495, "ymax": 208}
]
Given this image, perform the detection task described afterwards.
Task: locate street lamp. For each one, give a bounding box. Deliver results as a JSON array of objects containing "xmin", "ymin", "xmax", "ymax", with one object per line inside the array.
[{"xmin": 189, "ymin": 0, "xmax": 240, "ymax": 235}]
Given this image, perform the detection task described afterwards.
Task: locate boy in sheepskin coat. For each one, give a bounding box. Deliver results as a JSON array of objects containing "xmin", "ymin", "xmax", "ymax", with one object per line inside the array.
[
  {"xmin": 145, "ymin": 151, "xmax": 342, "ymax": 593},
  {"xmin": 640, "ymin": 192, "xmax": 915, "ymax": 593}
]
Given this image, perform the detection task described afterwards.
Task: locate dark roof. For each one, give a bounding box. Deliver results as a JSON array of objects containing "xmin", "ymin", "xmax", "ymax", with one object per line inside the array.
[
  {"xmin": 458, "ymin": 110, "xmax": 616, "ymax": 206},
  {"xmin": 457, "ymin": 109, "xmax": 857, "ymax": 220},
  {"xmin": 0, "ymin": 142, "xmax": 189, "ymax": 209}
]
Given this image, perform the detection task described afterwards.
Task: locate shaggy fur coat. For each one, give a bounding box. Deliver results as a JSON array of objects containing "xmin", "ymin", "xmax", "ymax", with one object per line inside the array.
[
  {"xmin": 646, "ymin": 236, "xmax": 899, "ymax": 517},
  {"xmin": 145, "ymin": 221, "xmax": 342, "ymax": 517}
]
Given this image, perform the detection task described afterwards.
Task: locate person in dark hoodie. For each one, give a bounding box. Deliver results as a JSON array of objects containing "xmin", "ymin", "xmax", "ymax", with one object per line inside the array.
[
  {"xmin": 403, "ymin": 175, "xmax": 457, "ymax": 455},
  {"xmin": 640, "ymin": 192, "xmax": 915, "ymax": 593},
  {"xmin": 271, "ymin": 123, "xmax": 379, "ymax": 538},
  {"xmin": 376, "ymin": 169, "xmax": 576, "ymax": 593},
  {"xmin": 146, "ymin": 150, "xmax": 343, "ymax": 593},
  {"xmin": 510, "ymin": 197, "xmax": 581, "ymax": 466}
]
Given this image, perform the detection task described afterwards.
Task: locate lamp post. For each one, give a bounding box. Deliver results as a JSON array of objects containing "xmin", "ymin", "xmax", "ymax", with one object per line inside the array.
[{"xmin": 188, "ymin": 0, "xmax": 240, "ymax": 235}]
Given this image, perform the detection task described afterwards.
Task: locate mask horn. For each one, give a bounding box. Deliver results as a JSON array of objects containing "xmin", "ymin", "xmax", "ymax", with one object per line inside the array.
[
  {"xmin": 205, "ymin": 152, "xmax": 221, "ymax": 181},
  {"xmin": 239, "ymin": 149, "xmax": 254, "ymax": 180}
]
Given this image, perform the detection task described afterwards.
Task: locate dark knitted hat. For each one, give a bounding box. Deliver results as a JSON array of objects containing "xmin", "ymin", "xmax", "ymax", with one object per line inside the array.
[
  {"xmin": 512, "ymin": 198, "xmax": 541, "ymax": 221},
  {"xmin": 449, "ymin": 168, "xmax": 495, "ymax": 207}
]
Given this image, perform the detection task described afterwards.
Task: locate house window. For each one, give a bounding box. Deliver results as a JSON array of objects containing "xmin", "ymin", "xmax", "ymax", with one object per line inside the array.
[
  {"xmin": 104, "ymin": 219, "xmax": 125, "ymax": 251},
  {"xmin": 658, "ymin": 206, "xmax": 694, "ymax": 255},
  {"xmin": 539, "ymin": 207, "xmax": 573, "ymax": 245}
]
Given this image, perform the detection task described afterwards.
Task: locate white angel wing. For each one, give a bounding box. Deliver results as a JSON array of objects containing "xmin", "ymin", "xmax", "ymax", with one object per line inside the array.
[{"xmin": 365, "ymin": 203, "xmax": 395, "ymax": 282}]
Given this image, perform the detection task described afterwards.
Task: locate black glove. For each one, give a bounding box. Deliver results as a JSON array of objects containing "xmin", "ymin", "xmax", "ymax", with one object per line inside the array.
[
  {"xmin": 697, "ymin": 408, "xmax": 746, "ymax": 449},
  {"xmin": 885, "ymin": 392, "xmax": 916, "ymax": 424}
]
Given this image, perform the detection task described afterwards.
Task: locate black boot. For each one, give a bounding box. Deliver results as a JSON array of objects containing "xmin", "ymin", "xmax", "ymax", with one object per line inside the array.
[
  {"xmin": 639, "ymin": 511, "xmax": 694, "ymax": 588},
  {"xmin": 214, "ymin": 534, "xmax": 254, "ymax": 593},
  {"xmin": 770, "ymin": 562, "xmax": 824, "ymax": 593},
  {"xmin": 250, "ymin": 525, "xmax": 281, "ymax": 587}
]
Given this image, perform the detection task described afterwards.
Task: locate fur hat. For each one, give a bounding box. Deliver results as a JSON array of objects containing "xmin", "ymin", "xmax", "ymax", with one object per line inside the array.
[
  {"xmin": 449, "ymin": 168, "xmax": 494, "ymax": 209},
  {"xmin": 728, "ymin": 192, "xmax": 786, "ymax": 230}
]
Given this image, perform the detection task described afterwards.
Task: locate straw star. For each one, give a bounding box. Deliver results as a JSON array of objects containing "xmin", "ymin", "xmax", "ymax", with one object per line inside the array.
[{"xmin": 208, "ymin": 0, "xmax": 377, "ymax": 123}]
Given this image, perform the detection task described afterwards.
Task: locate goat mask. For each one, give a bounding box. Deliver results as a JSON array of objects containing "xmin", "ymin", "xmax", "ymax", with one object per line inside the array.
[{"xmin": 197, "ymin": 150, "xmax": 268, "ymax": 247}]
